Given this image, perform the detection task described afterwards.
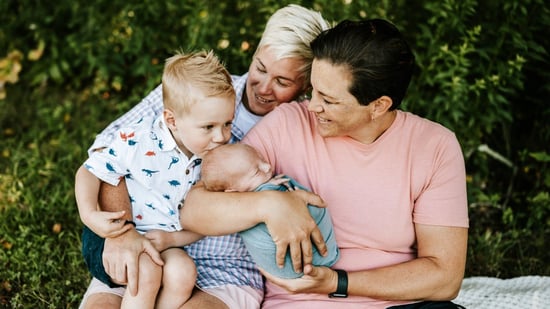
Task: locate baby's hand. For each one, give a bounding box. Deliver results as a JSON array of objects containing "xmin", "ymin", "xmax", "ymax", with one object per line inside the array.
[
  {"xmin": 83, "ymin": 210, "xmax": 132, "ymax": 238},
  {"xmin": 269, "ymin": 175, "xmax": 295, "ymax": 191}
]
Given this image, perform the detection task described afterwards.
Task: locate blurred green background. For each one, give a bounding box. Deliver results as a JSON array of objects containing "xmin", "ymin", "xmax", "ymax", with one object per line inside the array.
[{"xmin": 1, "ymin": 0, "xmax": 549, "ymax": 307}]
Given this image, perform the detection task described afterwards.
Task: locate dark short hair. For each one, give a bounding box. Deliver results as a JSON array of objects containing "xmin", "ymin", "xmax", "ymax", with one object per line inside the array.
[{"xmin": 310, "ymin": 19, "xmax": 414, "ymax": 109}]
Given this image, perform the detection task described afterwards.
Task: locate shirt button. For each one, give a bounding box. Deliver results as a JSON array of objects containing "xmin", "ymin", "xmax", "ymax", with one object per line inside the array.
[{"xmin": 185, "ymin": 169, "xmax": 190, "ymax": 175}]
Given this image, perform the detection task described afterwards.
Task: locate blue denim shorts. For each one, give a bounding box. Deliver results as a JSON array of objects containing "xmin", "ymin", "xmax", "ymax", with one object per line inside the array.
[{"xmin": 81, "ymin": 226, "xmax": 122, "ymax": 288}]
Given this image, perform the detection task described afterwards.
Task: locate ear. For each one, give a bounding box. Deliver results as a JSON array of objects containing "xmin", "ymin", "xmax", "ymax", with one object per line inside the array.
[
  {"xmin": 372, "ymin": 95, "xmax": 393, "ymax": 117},
  {"xmin": 164, "ymin": 109, "xmax": 177, "ymax": 131}
]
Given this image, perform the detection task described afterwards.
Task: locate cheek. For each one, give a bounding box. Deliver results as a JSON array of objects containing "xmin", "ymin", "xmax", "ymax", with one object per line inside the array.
[
  {"xmin": 247, "ymin": 69, "xmax": 261, "ymax": 85},
  {"xmin": 223, "ymin": 126, "xmax": 232, "ymax": 139},
  {"xmin": 179, "ymin": 129, "xmax": 203, "ymax": 144},
  {"xmin": 273, "ymin": 86, "xmax": 301, "ymax": 104}
]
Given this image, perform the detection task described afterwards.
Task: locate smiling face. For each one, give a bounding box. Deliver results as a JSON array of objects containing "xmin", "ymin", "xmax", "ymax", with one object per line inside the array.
[
  {"xmin": 164, "ymin": 93, "xmax": 235, "ymax": 159},
  {"xmin": 308, "ymin": 59, "xmax": 374, "ymax": 142},
  {"xmin": 245, "ymin": 47, "xmax": 306, "ymax": 116}
]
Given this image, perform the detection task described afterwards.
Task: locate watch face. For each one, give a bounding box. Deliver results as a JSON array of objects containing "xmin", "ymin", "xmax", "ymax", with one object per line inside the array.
[{"xmin": 329, "ymin": 292, "xmax": 347, "ymax": 298}]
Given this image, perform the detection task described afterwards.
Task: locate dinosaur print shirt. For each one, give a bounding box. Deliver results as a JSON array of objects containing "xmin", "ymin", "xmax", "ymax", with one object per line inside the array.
[{"xmin": 84, "ymin": 116, "xmax": 201, "ymax": 233}]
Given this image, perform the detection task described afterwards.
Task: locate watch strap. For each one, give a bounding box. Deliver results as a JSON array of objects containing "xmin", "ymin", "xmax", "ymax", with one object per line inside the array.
[{"xmin": 328, "ymin": 269, "xmax": 348, "ymax": 298}]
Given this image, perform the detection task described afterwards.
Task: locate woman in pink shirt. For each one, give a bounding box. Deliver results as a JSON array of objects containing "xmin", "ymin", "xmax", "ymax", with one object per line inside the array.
[{"xmin": 183, "ymin": 19, "xmax": 468, "ymax": 309}]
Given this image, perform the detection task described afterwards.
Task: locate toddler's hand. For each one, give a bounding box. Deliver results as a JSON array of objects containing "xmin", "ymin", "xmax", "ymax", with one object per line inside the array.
[
  {"xmin": 83, "ymin": 210, "xmax": 132, "ymax": 238},
  {"xmin": 144, "ymin": 229, "xmax": 173, "ymax": 252}
]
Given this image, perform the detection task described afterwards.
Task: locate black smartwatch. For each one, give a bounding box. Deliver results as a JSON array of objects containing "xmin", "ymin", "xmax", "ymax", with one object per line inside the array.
[{"xmin": 328, "ymin": 269, "xmax": 348, "ymax": 298}]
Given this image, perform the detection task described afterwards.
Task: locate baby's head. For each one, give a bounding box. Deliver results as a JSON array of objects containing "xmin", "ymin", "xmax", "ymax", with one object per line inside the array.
[{"xmin": 201, "ymin": 144, "xmax": 273, "ymax": 192}]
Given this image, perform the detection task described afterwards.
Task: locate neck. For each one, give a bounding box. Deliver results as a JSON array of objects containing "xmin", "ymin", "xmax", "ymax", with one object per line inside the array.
[
  {"xmin": 242, "ymin": 87, "xmax": 252, "ymax": 113},
  {"xmin": 241, "ymin": 86, "xmax": 262, "ymax": 116},
  {"xmin": 360, "ymin": 110, "xmax": 397, "ymax": 144}
]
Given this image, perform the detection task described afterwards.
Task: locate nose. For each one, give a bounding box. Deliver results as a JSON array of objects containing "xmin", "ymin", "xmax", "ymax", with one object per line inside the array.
[
  {"xmin": 212, "ymin": 127, "xmax": 230, "ymax": 144},
  {"xmin": 307, "ymin": 92, "xmax": 323, "ymax": 112},
  {"xmin": 256, "ymin": 77, "xmax": 273, "ymax": 95}
]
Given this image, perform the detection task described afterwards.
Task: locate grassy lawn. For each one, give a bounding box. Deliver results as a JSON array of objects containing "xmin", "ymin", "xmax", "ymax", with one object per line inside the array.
[{"xmin": 0, "ymin": 88, "xmax": 136, "ymax": 307}]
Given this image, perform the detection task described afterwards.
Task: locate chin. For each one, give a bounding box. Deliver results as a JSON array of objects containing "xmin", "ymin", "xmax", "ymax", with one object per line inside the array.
[
  {"xmin": 316, "ymin": 130, "xmax": 331, "ymax": 138},
  {"xmin": 315, "ymin": 125, "xmax": 331, "ymax": 136},
  {"xmin": 251, "ymin": 104, "xmax": 275, "ymax": 116}
]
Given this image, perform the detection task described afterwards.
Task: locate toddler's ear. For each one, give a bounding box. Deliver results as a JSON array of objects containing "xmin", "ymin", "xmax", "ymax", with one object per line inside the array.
[{"xmin": 163, "ymin": 109, "xmax": 177, "ymax": 130}]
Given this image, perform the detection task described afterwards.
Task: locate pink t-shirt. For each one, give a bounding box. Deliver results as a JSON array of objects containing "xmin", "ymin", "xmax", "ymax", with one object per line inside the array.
[{"xmin": 243, "ymin": 101, "xmax": 468, "ymax": 309}]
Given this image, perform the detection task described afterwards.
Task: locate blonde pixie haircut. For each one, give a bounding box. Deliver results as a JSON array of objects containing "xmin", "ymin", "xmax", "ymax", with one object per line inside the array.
[
  {"xmin": 162, "ymin": 50, "xmax": 235, "ymax": 115},
  {"xmin": 256, "ymin": 4, "xmax": 330, "ymax": 91}
]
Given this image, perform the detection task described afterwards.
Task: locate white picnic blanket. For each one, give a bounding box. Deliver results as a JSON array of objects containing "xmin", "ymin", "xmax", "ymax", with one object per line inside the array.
[{"xmin": 454, "ymin": 276, "xmax": 550, "ymax": 308}]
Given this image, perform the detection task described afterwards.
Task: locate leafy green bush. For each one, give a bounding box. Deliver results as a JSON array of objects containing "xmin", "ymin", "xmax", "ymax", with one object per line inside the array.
[
  {"xmin": 1, "ymin": 0, "xmax": 549, "ymax": 307},
  {"xmin": 398, "ymin": 0, "xmax": 550, "ymax": 277}
]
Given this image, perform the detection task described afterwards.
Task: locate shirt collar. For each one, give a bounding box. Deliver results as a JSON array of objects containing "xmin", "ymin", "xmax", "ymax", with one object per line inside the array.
[
  {"xmin": 154, "ymin": 116, "xmax": 202, "ymax": 166},
  {"xmin": 154, "ymin": 116, "xmax": 179, "ymax": 153}
]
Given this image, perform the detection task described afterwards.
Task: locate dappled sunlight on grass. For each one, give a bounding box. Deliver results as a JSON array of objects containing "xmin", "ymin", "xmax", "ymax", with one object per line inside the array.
[{"xmin": 0, "ymin": 174, "xmax": 23, "ymax": 211}]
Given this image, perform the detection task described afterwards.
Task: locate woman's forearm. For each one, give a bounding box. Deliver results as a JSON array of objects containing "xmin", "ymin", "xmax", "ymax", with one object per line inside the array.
[
  {"xmin": 98, "ymin": 177, "xmax": 133, "ymax": 220},
  {"xmin": 349, "ymin": 225, "xmax": 467, "ymax": 301},
  {"xmin": 181, "ymin": 182, "xmax": 325, "ymax": 235},
  {"xmin": 180, "ymin": 182, "xmax": 268, "ymax": 235},
  {"xmin": 182, "ymin": 183, "xmax": 328, "ymax": 268}
]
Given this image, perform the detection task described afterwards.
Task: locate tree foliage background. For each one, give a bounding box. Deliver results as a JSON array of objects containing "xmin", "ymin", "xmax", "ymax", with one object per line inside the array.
[{"xmin": 1, "ymin": 0, "xmax": 549, "ymax": 307}]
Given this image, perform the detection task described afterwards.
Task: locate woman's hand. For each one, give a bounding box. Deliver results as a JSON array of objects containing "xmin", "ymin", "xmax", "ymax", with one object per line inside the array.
[
  {"xmin": 261, "ymin": 190, "xmax": 328, "ymax": 273},
  {"xmin": 103, "ymin": 229, "xmax": 163, "ymax": 296},
  {"xmin": 260, "ymin": 264, "xmax": 338, "ymax": 295}
]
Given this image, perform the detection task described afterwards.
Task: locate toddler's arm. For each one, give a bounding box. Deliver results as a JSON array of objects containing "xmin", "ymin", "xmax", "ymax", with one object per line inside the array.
[
  {"xmin": 145, "ymin": 230, "xmax": 204, "ymax": 252},
  {"xmin": 75, "ymin": 165, "xmax": 130, "ymax": 238}
]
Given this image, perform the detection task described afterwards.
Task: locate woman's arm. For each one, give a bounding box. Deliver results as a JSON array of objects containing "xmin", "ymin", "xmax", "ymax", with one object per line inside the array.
[
  {"xmin": 263, "ymin": 224, "xmax": 468, "ymax": 301},
  {"xmin": 181, "ymin": 182, "xmax": 328, "ymax": 272},
  {"xmin": 349, "ymin": 224, "xmax": 467, "ymax": 300}
]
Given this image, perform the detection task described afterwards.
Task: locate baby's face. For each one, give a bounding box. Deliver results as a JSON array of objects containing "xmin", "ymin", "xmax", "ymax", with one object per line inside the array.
[{"xmin": 229, "ymin": 148, "xmax": 273, "ymax": 192}]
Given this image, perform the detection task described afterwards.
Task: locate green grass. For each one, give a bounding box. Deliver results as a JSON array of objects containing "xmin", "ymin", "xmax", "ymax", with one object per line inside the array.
[{"xmin": 0, "ymin": 88, "xmax": 129, "ymax": 308}]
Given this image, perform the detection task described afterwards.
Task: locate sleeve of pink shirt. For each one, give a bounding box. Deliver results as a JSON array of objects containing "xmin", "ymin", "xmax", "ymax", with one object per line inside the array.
[{"xmin": 412, "ymin": 128, "xmax": 469, "ymax": 227}]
